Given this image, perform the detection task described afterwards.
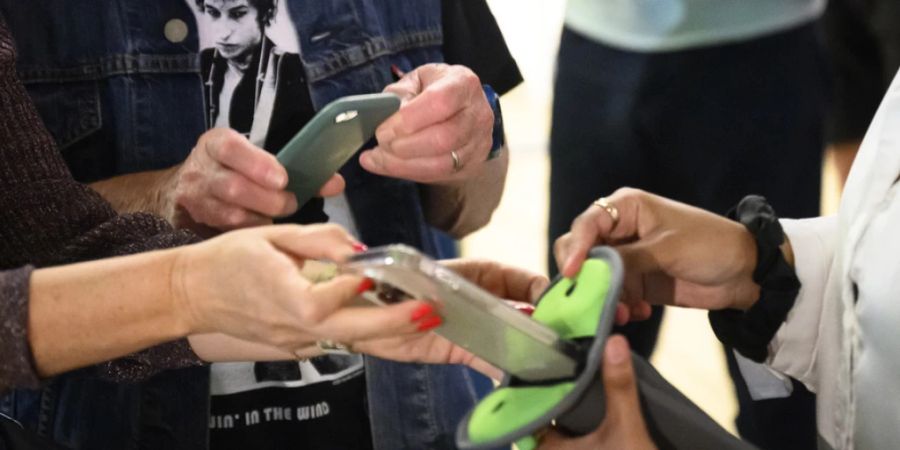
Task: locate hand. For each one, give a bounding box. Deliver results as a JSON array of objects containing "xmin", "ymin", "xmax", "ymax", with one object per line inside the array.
[
  {"xmin": 537, "ymin": 335, "xmax": 656, "ymax": 449},
  {"xmin": 353, "ymin": 259, "xmax": 549, "ymax": 380},
  {"xmin": 554, "ymin": 188, "xmax": 761, "ymax": 321},
  {"xmin": 172, "ymin": 224, "xmax": 434, "ymax": 353},
  {"xmin": 359, "ymin": 63, "xmax": 494, "ymax": 184},
  {"xmin": 168, "ymin": 128, "xmax": 345, "ymax": 233}
]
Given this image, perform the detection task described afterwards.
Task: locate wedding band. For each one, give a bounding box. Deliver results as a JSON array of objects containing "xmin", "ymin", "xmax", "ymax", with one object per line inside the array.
[
  {"xmin": 450, "ymin": 150, "xmax": 462, "ymax": 173},
  {"xmin": 593, "ymin": 197, "xmax": 620, "ymax": 229},
  {"xmin": 316, "ymin": 339, "xmax": 354, "ymax": 355}
]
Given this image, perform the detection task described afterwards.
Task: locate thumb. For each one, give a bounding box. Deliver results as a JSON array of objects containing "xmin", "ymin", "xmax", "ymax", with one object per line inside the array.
[
  {"xmin": 261, "ymin": 224, "xmax": 360, "ymax": 263},
  {"xmin": 602, "ymin": 335, "xmax": 645, "ymax": 428}
]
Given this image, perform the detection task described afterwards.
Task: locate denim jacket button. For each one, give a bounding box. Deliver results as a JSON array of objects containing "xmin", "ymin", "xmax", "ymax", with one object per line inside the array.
[{"xmin": 164, "ymin": 19, "xmax": 189, "ymax": 43}]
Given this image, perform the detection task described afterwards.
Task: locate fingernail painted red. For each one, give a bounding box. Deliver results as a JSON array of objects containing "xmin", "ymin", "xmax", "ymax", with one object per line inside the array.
[
  {"xmin": 356, "ymin": 278, "xmax": 375, "ymax": 294},
  {"xmin": 352, "ymin": 243, "xmax": 369, "ymax": 253},
  {"xmin": 410, "ymin": 303, "xmax": 434, "ymax": 322},
  {"xmin": 417, "ymin": 315, "xmax": 442, "ymax": 332}
]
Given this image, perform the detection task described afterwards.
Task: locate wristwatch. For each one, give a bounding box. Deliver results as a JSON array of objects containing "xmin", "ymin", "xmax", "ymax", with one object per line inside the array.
[{"xmin": 482, "ymin": 84, "xmax": 505, "ymax": 160}]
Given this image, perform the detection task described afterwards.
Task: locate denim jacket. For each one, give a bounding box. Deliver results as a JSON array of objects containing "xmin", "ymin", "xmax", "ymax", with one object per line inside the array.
[{"xmin": 0, "ymin": 1, "xmax": 494, "ymax": 449}]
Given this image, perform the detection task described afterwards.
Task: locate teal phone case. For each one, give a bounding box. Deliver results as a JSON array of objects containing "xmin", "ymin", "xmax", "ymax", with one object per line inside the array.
[{"xmin": 275, "ymin": 93, "xmax": 400, "ymax": 206}]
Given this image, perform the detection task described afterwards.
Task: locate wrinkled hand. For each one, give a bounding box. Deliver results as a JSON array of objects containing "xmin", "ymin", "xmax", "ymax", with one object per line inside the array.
[
  {"xmin": 173, "ymin": 224, "xmax": 431, "ymax": 353},
  {"xmin": 554, "ymin": 188, "xmax": 761, "ymax": 322},
  {"xmin": 359, "ymin": 63, "xmax": 494, "ymax": 184},
  {"xmin": 538, "ymin": 335, "xmax": 656, "ymax": 450},
  {"xmin": 168, "ymin": 128, "xmax": 345, "ymax": 234},
  {"xmin": 353, "ymin": 259, "xmax": 549, "ymax": 380}
]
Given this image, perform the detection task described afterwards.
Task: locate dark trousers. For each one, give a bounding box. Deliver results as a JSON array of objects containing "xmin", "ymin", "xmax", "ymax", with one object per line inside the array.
[{"xmin": 548, "ymin": 23, "xmax": 829, "ymax": 450}]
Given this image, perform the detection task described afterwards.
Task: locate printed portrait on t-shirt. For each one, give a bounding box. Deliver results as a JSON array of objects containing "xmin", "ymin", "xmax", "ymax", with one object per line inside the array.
[
  {"xmin": 187, "ymin": 2, "xmax": 370, "ymax": 448},
  {"xmin": 194, "ymin": 0, "xmax": 313, "ymax": 152}
]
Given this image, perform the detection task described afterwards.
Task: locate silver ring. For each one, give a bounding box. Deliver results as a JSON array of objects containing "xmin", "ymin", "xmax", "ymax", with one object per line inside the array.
[
  {"xmin": 450, "ymin": 150, "xmax": 462, "ymax": 173},
  {"xmin": 316, "ymin": 339, "xmax": 354, "ymax": 355},
  {"xmin": 593, "ymin": 197, "xmax": 620, "ymax": 229}
]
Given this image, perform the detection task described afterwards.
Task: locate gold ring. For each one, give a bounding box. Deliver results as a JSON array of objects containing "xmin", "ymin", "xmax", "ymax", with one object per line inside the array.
[
  {"xmin": 593, "ymin": 197, "xmax": 620, "ymax": 229},
  {"xmin": 316, "ymin": 339, "xmax": 354, "ymax": 355},
  {"xmin": 450, "ymin": 150, "xmax": 462, "ymax": 173}
]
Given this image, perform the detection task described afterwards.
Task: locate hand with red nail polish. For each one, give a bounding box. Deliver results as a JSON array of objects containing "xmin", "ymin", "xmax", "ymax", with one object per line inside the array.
[
  {"xmin": 347, "ymin": 258, "xmax": 550, "ymax": 381},
  {"xmin": 175, "ymin": 223, "xmax": 442, "ymax": 362}
]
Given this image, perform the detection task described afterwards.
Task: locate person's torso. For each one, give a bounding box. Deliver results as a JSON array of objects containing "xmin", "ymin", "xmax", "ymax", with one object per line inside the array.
[
  {"xmin": 0, "ymin": 1, "xmax": 485, "ymax": 449},
  {"xmin": 819, "ymin": 67, "xmax": 900, "ymax": 449},
  {"xmin": 564, "ymin": 0, "xmax": 826, "ymax": 52}
]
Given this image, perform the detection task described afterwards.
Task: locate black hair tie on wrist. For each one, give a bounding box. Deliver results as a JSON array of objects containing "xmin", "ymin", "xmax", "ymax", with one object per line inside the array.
[{"xmin": 708, "ymin": 195, "xmax": 801, "ymax": 363}]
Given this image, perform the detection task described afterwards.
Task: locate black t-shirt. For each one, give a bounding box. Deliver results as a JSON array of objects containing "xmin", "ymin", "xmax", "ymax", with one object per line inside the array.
[
  {"xmin": 209, "ymin": 357, "xmax": 372, "ymax": 450},
  {"xmin": 442, "ymin": 0, "xmax": 524, "ymax": 95}
]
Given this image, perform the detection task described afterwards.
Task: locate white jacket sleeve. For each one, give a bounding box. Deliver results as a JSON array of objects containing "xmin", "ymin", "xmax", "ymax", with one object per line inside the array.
[{"xmin": 767, "ymin": 215, "xmax": 837, "ymax": 388}]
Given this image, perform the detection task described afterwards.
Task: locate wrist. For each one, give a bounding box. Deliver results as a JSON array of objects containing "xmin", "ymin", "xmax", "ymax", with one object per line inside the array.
[
  {"xmin": 168, "ymin": 245, "xmax": 203, "ymax": 336},
  {"xmin": 709, "ymin": 195, "xmax": 801, "ymax": 362},
  {"xmin": 732, "ymin": 226, "xmax": 761, "ymax": 311},
  {"xmin": 158, "ymin": 165, "xmax": 181, "ymax": 226}
]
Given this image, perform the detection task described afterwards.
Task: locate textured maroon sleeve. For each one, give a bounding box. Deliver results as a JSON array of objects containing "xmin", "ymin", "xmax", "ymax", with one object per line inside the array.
[
  {"xmin": 0, "ymin": 19, "xmax": 203, "ymax": 385},
  {"xmin": 0, "ymin": 266, "xmax": 40, "ymax": 396}
]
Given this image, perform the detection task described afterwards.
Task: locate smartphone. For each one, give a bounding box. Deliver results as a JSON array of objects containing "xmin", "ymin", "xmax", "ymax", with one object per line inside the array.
[
  {"xmin": 342, "ymin": 245, "xmax": 584, "ymax": 382},
  {"xmin": 275, "ymin": 93, "xmax": 401, "ymax": 207}
]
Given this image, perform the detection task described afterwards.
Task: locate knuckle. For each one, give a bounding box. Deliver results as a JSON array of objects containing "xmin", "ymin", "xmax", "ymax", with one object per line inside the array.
[
  {"xmin": 615, "ymin": 187, "xmax": 643, "ymax": 202},
  {"xmin": 428, "ymin": 88, "xmax": 456, "ymax": 118},
  {"xmin": 431, "ymin": 128, "xmax": 454, "ymax": 153},
  {"xmin": 219, "ymin": 177, "xmax": 245, "ymax": 202},
  {"xmin": 223, "ymin": 209, "xmax": 248, "ymax": 227},
  {"xmin": 461, "ymin": 68, "xmax": 481, "ymax": 89}
]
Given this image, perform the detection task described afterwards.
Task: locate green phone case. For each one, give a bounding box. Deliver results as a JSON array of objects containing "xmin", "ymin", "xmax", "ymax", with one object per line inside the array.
[
  {"xmin": 275, "ymin": 93, "xmax": 400, "ymax": 207},
  {"xmin": 456, "ymin": 246, "xmax": 624, "ymax": 449}
]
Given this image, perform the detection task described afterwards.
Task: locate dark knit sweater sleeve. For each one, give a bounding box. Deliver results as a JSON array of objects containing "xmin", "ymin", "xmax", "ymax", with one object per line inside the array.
[
  {"xmin": 0, "ymin": 20, "xmax": 202, "ymax": 389},
  {"xmin": 0, "ymin": 266, "xmax": 40, "ymax": 394}
]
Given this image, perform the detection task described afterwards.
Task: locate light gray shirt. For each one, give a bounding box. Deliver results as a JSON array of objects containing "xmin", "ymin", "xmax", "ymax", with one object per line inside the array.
[{"xmin": 565, "ymin": 0, "xmax": 825, "ymax": 52}]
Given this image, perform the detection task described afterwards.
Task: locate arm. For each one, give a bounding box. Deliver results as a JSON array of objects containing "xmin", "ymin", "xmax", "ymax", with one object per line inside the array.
[
  {"xmin": 89, "ymin": 167, "xmax": 177, "ymax": 218},
  {"xmin": 10, "ymin": 224, "xmax": 443, "ymax": 388},
  {"xmin": 87, "ymin": 129, "xmax": 345, "ymax": 235},
  {"xmin": 27, "ymin": 248, "xmax": 189, "ymax": 378}
]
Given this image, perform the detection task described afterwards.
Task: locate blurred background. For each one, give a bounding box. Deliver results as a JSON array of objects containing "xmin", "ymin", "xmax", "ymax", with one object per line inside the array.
[{"xmin": 461, "ymin": 0, "xmax": 845, "ymax": 434}]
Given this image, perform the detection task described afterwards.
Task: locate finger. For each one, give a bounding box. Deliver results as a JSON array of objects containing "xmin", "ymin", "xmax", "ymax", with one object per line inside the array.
[
  {"xmin": 193, "ymin": 199, "xmax": 272, "ymax": 230},
  {"xmin": 615, "ymin": 303, "xmax": 630, "ymax": 325},
  {"xmin": 209, "ymin": 171, "xmax": 298, "ymax": 217},
  {"xmin": 630, "ymin": 302, "xmax": 653, "ymax": 321},
  {"xmin": 376, "ymin": 109, "xmax": 471, "ymax": 159},
  {"xmin": 441, "ymin": 259, "xmax": 549, "ymax": 303},
  {"xmin": 313, "ymin": 299, "xmax": 443, "ymax": 342},
  {"xmin": 378, "ymin": 66, "xmax": 479, "ymax": 139},
  {"xmin": 602, "ymin": 335, "xmax": 648, "ymax": 433},
  {"xmin": 561, "ymin": 209, "xmax": 608, "ymax": 278},
  {"xmin": 261, "ymin": 223, "xmax": 361, "ymax": 263},
  {"xmin": 317, "ymin": 173, "xmax": 346, "ymax": 197},
  {"xmin": 205, "ymin": 129, "xmax": 288, "ymax": 190},
  {"xmin": 359, "ymin": 148, "xmax": 458, "ymax": 182},
  {"xmin": 382, "ymin": 70, "xmax": 423, "ymax": 103}
]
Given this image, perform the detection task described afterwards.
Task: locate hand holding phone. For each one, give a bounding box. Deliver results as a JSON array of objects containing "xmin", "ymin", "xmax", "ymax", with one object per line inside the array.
[
  {"xmin": 342, "ymin": 245, "xmax": 584, "ymax": 382},
  {"xmin": 276, "ymin": 93, "xmax": 400, "ymax": 207}
]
